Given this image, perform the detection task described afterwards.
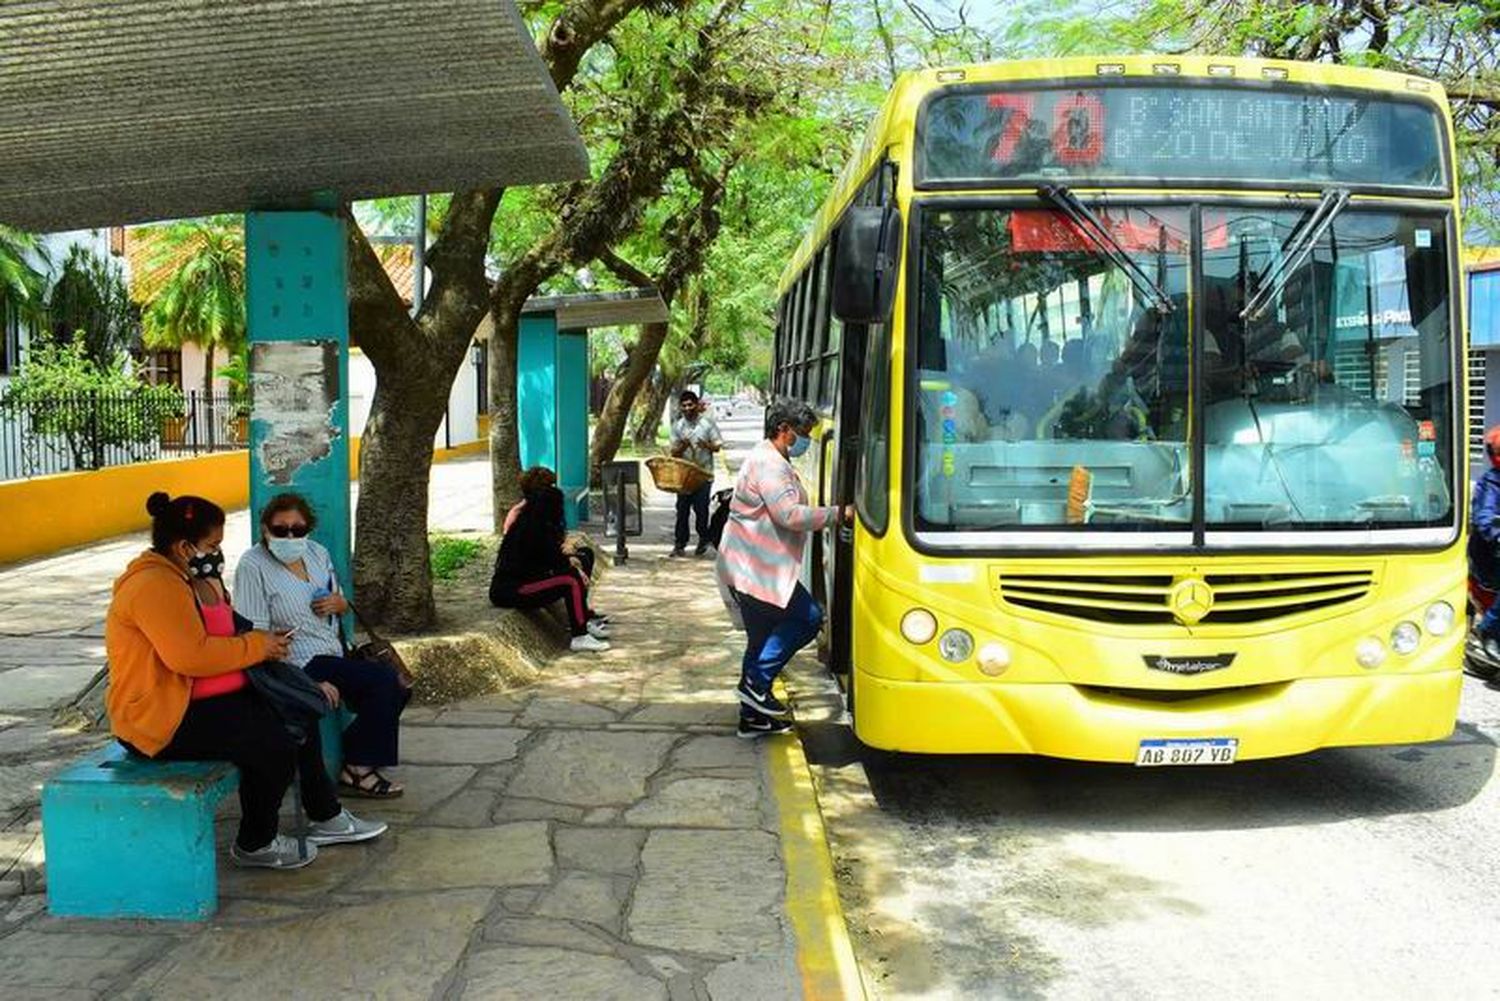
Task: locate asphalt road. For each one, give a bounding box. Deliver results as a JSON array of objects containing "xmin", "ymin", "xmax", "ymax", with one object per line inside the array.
[
  {"xmin": 790, "ymin": 666, "xmax": 1500, "ymax": 1000},
  {"xmin": 715, "ymin": 399, "xmax": 1500, "ymax": 998}
]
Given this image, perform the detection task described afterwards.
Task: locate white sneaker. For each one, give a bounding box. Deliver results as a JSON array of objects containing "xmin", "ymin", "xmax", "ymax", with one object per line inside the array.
[
  {"xmin": 307, "ymin": 808, "xmax": 388, "ymax": 846},
  {"xmin": 571, "ymin": 633, "xmax": 611, "ymax": 653},
  {"xmin": 230, "ymin": 833, "xmax": 317, "ymax": 869},
  {"xmin": 586, "ymin": 619, "xmax": 611, "ymax": 640}
]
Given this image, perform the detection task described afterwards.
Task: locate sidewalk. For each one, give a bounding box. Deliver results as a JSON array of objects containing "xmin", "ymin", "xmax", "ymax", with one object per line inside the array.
[
  {"xmin": 0, "ymin": 443, "xmax": 842, "ymax": 998},
  {"xmin": 0, "ymin": 457, "xmax": 496, "ymax": 716}
]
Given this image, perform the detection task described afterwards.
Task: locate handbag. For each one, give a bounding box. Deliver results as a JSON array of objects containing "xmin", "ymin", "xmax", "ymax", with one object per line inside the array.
[
  {"xmin": 348, "ymin": 601, "xmax": 416, "ymax": 689},
  {"xmin": 246, "ymin": 661, "xmax": 331, "ymax": 744}
]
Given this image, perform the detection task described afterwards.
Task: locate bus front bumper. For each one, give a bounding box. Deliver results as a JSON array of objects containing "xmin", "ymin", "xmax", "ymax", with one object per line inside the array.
[{"xmin": 851, "ymin": 667, "xmax": 1463, "ymax": 761}]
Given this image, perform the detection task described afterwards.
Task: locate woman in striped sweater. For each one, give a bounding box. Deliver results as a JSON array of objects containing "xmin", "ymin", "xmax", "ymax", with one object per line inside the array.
[{"xmin": 717, "ymin": 399, "xmax": 851, "ymax": 738}]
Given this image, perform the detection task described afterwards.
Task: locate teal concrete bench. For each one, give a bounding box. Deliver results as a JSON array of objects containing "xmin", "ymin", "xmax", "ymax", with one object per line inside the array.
[
  {"xmin": 41, "ymin": 743, "xmax": 238, "ymax": 921},
  {"xmin": 319, "ymin": 704, "xmax": 356, "ymax": 780}
]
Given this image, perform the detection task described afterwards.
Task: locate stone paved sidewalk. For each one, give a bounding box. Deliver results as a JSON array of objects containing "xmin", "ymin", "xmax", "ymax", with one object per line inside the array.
[
  {"xmin": 2, "ymin": 542, "xmax": 801, "ymax": 998},
  {"xmin": 0, "ymin": 429, "xmax": 814, "ymax": 998}
]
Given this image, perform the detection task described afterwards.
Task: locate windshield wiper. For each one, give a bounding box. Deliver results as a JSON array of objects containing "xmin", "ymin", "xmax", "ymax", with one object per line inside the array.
[
  {"xmin": 1240, "ymin": 188, "xmax": 1350, "ymax": 322},
  {"xmin": 1037, "ymin": 185, "xmax": 1175, "ymax": 314}
]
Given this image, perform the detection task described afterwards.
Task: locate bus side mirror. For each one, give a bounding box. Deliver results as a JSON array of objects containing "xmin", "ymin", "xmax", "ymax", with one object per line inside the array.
[{"xmin": 832, "ymin": 205, "xmax": 903, "ymax": 325}]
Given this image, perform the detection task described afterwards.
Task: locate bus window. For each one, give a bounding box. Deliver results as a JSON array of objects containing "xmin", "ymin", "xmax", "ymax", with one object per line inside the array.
[
  {"xmin": 1201, "ymin": 208, "xmax": 1453, "ymax": 528},
  {"xmin": 913, "ymin": 206, "xmax": 1191, "ymax": 531},
  {"xmin": 858, "ymin": 318, "xmax": 893, "ymax": 532}
]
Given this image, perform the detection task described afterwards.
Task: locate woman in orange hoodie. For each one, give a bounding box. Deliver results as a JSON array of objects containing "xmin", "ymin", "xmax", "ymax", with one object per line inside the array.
[{"xmin": 106, "ymin": 493, "xmax": 383, "ymax": 870}]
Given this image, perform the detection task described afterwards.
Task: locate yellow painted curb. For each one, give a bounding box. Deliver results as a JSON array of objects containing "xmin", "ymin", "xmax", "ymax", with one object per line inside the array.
[{"xmin": 767, "ymin": 729, "xmax": 868, "ymax": 1001}]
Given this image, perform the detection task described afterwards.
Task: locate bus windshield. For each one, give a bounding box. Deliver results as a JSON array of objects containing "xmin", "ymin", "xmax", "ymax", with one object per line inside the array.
[{"xmin": 912, "ymin": 203, "xmax": 1455, "ymax": 539}]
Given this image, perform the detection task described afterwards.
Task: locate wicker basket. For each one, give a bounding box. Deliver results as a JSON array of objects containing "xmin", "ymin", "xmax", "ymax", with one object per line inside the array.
[{"xmin": 646, "ymin": 456, "xmax": 713, "ymax": 495}]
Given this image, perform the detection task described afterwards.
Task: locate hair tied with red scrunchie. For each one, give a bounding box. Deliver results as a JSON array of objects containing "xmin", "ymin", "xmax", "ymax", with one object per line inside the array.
[{"xmin": 184, "ymin": 504, "xmax": 195, "ymax": 521}]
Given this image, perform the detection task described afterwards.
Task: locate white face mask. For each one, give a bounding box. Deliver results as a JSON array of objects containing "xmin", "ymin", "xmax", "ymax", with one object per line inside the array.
[{"xmin": 268, "ymin": 537, "xmax": 308, "ymax": 564}]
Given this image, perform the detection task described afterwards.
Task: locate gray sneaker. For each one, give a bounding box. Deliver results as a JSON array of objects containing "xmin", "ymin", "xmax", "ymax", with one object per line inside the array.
[
  {"xmin": 307, "ymin": 808, "xmax": 388, "ymax": 846},
  {"xmin": 230, "ymin": 833, "xmax": 317, "ymax": 869}
]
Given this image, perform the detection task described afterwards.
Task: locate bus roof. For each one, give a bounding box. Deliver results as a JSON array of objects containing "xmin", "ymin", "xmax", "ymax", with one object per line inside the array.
[{"xmin": 778, "ymin": 55, "xmax": 1451, "ymax": 294}]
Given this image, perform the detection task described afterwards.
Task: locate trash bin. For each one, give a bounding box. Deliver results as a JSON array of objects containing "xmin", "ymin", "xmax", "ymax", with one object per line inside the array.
[{"xmin": 600, "ymin": 459, "xmax": 643, "ymax": 542}]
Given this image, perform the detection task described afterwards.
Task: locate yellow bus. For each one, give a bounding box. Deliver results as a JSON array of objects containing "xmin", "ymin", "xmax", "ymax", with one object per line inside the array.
[{"xmin": 775, "ymin": 55, "xmax": 1466, "ymax": 763}]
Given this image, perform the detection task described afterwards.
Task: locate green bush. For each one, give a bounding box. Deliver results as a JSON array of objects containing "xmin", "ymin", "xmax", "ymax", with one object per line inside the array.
[
  {"xmin": 430, "ymin": 535, "xmax": 484, "ymax": 580},
  {"xmin": 1, "ymin": 342, "xmax": 183, "ymax": 470}
]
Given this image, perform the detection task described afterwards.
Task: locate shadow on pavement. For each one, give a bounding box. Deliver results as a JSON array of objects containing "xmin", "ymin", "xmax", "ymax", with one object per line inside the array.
[{"xmin": 797, "ymin": 688, "xmax": 1497, "ymax": 834}]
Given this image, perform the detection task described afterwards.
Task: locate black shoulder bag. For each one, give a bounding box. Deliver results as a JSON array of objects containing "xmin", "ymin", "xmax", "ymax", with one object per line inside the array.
[{"xmin": 245, "ymin": 662, "xmax": 331, "ymax": 745}]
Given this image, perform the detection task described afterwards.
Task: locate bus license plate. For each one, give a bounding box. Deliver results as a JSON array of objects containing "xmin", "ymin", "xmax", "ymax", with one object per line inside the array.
[{"xmin": 1135, "ymin": 738, "xmax": 1238, "ymax": 767}]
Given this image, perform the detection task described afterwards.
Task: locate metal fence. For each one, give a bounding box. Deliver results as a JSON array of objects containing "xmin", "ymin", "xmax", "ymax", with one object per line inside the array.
[{"xmin": 0, "ymin": 388, "xmax": 250, "ymax": 481}]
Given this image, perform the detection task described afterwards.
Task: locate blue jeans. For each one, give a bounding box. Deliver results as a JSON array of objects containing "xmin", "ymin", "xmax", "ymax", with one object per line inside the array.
[
  {"xmin": 735, "ymin": 584, "xmax": 823, "ymax": 693},
  {"xmin": 1481, "ymin": 601, "xmax": 1500, "ymax": 640}
]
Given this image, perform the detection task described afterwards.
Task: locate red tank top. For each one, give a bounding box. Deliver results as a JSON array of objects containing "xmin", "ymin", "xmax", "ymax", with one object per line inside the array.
[{"xmin": 191, "ymin": 601, "xmax": 248, "ymax": 700}]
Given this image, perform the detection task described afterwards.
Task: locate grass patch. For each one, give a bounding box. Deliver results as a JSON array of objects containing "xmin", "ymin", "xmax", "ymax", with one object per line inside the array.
[{"xmin": 430, "ymin": 534, "xmax": 484, "ymax": 580}]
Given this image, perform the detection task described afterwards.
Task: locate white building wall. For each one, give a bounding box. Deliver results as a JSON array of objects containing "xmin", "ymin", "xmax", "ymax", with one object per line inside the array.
[
  {"xmin": 440, "ymin": 346, "xmax": 482, "ymax": 448},
  {"xmin": 349, "ymin": 349, "xmax": 376, "ymax": 438}
]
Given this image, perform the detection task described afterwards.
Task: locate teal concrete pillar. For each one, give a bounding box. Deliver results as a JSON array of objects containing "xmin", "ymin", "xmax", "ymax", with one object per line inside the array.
[
  {"xmin": 517, "ymin": 312, "xmax": 589, "ymax": 527},
  {"xmin": 244, "ymin": 211, "xmax": 353, "ymax": 589},
  {"xmin": 556, "ymin": 328, "xmax": 589, "ymax": 525},
  {"xmin": 517, "ymin": 312, "xmax": 558, "ymax": 474}
]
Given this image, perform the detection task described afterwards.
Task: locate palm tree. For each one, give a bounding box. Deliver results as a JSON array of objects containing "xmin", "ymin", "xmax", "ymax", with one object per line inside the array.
[
  {"xmin": 0, "ymin": 223, "xmax": 48, "ymax": 335},
  {"xmin": 140, "ymin": 219, "xmax": 246, "ymax": 399}
]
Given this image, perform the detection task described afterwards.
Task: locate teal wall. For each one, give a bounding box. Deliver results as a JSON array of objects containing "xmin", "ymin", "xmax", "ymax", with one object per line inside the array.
[
  {"xmin": 556, "ymin": 329, "xmax": 589, "ymax": 525},
  {"xmin": 518, "ymin": 313, "xmax": 558, "ymax": 472},
  {"xmin": 517, "ymin": 314, "xmax": 589, "ymax": 527},
  {"xmin": 245, "ymin": 211, "xmax": 352, "ymax": 590}
]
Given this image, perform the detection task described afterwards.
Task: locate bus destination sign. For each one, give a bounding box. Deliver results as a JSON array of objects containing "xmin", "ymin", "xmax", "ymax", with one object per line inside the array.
[{"xmin": 920, "ymin": 83, "xmax": 1446, "ymax": 190}]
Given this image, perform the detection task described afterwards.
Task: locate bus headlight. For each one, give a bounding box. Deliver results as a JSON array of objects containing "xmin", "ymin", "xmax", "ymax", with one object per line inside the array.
[
  {"xmin": 977, "ymin": 642, "xmax": 1011, "ymax": 676},
  {"xmin": 938, "ymin": 629, "xmax": 974, "ymax": 662},
  {"xmin": 1355, "ymin": 637, "xmax": 1387, "ymax": 669},
  {"xmin": 900, "ymin": 609, "xmax": 938, "ymax": 645},
  {"xmin": 1390, "ymin": 621, "xmax": 1421, "ymax": 655},
  {"xmin": 1424, "ymin": 602, "xmax": 1455, "ymax": 637}
]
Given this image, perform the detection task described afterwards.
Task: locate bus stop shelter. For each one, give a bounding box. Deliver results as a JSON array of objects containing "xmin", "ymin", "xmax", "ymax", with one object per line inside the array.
[
  {"xmin": 0, "ymin": 0, "xmax": 588, "ymax": 583},
  {"xmin": 513, "ymin": 290, "xmax": 669, "ymax": 526}
]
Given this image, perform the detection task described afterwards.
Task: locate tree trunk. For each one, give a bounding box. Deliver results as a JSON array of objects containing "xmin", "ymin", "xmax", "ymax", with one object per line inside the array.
[
  {"xmin": 352, "ymin": 375, "xmax": 446, "ymax": 631},
  {"xmin": 202, "ymin": 341, "xmax": 215, "ymax": 448},
  {"xmin": 589, "ymin": 320, "xmax": 670, "ymax": 479},
  {"xmin": 632, "ymin": 374, "xmax": 673, "ymax": 449},
  {"xmin": 487, "ymin": 296, "xmax": 525, "ymax": 531}
]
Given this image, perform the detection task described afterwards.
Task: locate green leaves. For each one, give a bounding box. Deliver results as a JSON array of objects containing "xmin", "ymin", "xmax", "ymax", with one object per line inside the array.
[
  {"xmin": 139, "ymin": 220, "xmax": 246, "ymax": 357},
  {"xmin": 1, "ymin": 341, "xmax": 185, "ymax": 470},
  {"xmin": 0, "ymin": 224, "xmax": 48, "ymax": 331}
]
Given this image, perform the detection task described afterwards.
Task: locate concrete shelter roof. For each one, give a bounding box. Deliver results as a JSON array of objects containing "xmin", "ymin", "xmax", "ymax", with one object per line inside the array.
[
  {"xmin": 0, "ymin": 1, "xmax": 588, "ymax": 232},
  {"xmin": 521, "ymin": 289, "xmax": 670, "ymax": 330}
]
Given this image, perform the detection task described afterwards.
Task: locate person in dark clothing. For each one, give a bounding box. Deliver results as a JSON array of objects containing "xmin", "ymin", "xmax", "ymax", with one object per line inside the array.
[
  {"xmin": 1471, "ymin": 427, "xmax": 1500, "ymax": 656},
  {"xmin": 490, "ymin": 485, "xmax": 612, "ymax": 653}
]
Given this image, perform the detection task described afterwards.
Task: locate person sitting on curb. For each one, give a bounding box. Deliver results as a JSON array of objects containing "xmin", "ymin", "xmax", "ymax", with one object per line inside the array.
[
  {"xmin": 234, "ymin": 492, "xmax": 410, "ymax": 800},
  {"xmin": 717, "ymin": 399, "xmax": 852, "ymax": 738},
  {"xmin": 105, "ymin": 492, "xmax": 385, "ymax": 871},
  {"xmin": 505, "ymin": 465, "xmax": 600, "ymax": 582},
  {"xmin": 490, "ymin": 484, "xmax": 611, "ymax": 653}
]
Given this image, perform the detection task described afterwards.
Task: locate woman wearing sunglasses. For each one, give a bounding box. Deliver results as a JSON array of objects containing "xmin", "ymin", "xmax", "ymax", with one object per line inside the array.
[{"xmin": 234, "ymin": 492, "xmax": 410, "ymax": 799}]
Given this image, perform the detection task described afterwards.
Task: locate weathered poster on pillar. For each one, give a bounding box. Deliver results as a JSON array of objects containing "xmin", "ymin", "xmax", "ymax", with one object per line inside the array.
[{"xmin": 249, "ymin": 340, "xmax": 342, "ymax": 485}]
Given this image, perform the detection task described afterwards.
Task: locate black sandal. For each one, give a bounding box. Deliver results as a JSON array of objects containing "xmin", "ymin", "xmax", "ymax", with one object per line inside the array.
[{"xmin": 339, "ymin": 765, "xmax": 404, "ymax": 799}]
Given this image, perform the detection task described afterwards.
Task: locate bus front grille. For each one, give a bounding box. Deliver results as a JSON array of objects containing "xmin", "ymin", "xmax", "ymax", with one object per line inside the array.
[{"xmin": 997, "ymin": 570, "xmax": 1376, "ymax": 625}]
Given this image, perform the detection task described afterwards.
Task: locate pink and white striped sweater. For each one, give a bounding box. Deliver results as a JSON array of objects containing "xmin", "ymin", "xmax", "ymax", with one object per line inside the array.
[{"xmin": 716, "ymin": 439, "xmax": 838, "ymax": 608}]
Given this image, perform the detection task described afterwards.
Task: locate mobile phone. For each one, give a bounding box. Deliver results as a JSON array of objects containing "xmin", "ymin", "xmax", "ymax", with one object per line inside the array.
[{"xmin": 281, "ymin": 627, "xmax": 299, "ymax": 639}]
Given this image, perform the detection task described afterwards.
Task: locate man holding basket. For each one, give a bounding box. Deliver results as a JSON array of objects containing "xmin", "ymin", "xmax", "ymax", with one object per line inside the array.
[{"xmin": 669, "ymin": 389, "xmax": 724, "ymax": 557}]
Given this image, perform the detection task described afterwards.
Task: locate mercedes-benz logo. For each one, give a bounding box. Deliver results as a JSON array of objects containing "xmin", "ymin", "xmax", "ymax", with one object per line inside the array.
[{"xmin": 1168, "ymin": 576, "xmax": 1214, "ymax": 626}]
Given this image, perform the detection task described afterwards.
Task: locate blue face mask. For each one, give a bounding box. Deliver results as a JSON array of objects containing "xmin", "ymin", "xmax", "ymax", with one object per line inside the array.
[
  {"xmin": 268, "ymin": 537, "xmax": 308, "ymax": 564},
  {"xmin": 788, "ymin": 433, "xmax": 812, "ymax": 458}
]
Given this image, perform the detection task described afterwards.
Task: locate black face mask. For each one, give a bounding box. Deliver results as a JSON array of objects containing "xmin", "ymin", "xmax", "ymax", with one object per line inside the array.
[{"xmin": 186, "ymin": 549, "xmax": 225, "ymax": 580}]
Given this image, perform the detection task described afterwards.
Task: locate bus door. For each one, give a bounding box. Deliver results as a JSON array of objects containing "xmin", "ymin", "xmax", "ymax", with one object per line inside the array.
[{"xmin": 819, "ymin": 319, "xmax": 867, "ymax": 681}]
